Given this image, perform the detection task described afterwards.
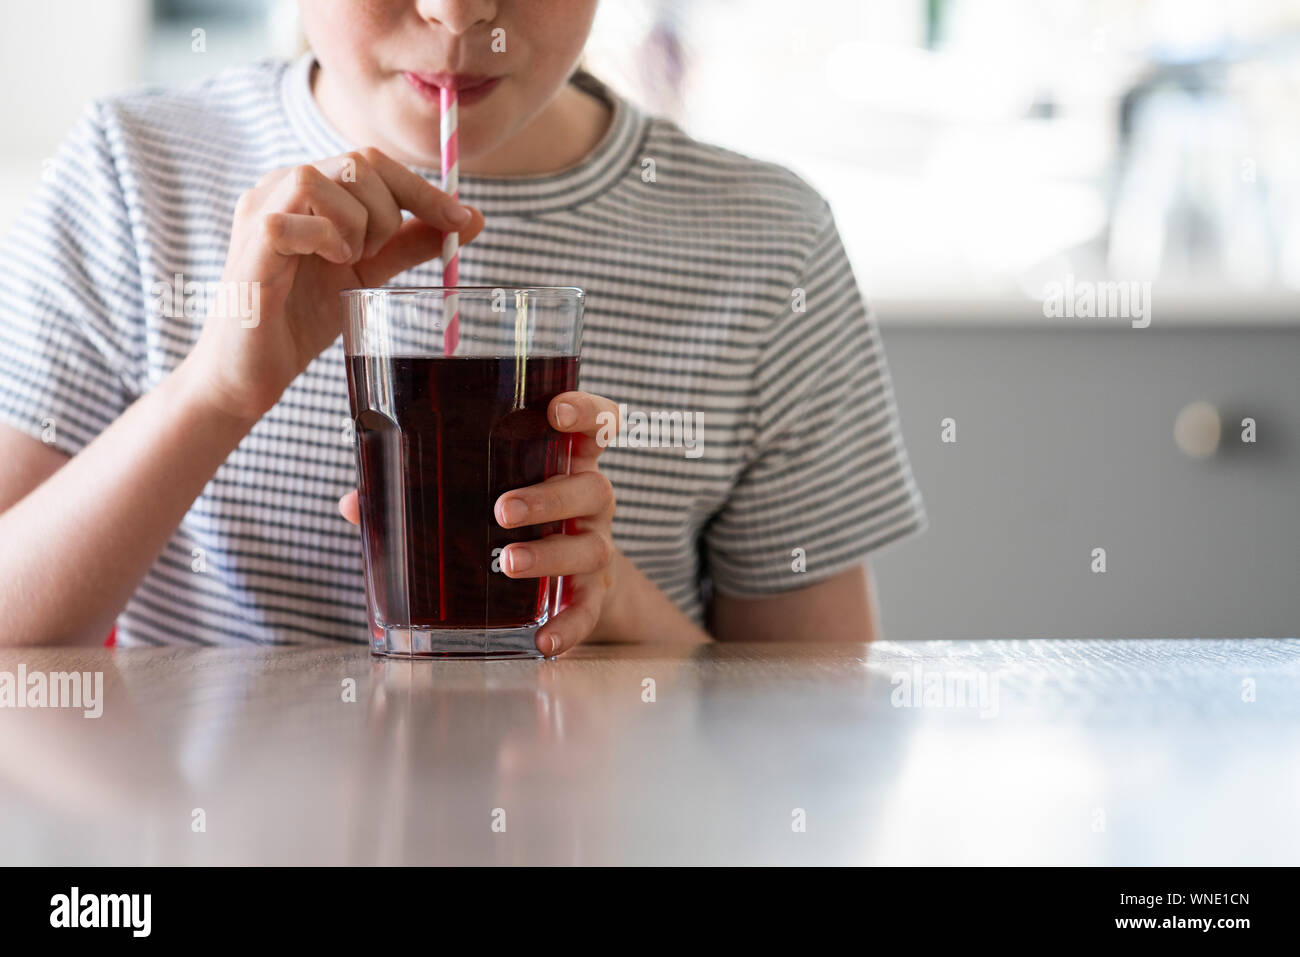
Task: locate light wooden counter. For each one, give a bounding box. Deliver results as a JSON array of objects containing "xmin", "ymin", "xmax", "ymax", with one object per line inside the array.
[{"xmin": 1, "ymin": 639, "xmax": 1296, "ymax": 865}]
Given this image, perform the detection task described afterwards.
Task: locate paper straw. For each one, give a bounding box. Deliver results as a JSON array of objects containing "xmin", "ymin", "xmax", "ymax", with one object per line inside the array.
[
  {"xmin": 440, "ymin": 83, "xmax": 460, "ymax": 356},
  {"xmin": 436, "ymin": 84, "xmax": 458, "ymax": 624}
]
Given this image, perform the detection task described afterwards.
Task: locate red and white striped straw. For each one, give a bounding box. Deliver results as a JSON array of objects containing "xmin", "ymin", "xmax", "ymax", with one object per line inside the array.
[{"xmin": 439, "ymin": 83, "xmax": 460, "ymax": 356}]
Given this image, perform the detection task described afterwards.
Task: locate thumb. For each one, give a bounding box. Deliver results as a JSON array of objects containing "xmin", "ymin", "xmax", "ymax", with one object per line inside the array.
[
  {"xmin": 338, "ymin": 489, "xmax": 360, "ymax": 525},
  {"xmin": 356, "ymin": 208, "xmax": 486, "ymax": 287}
]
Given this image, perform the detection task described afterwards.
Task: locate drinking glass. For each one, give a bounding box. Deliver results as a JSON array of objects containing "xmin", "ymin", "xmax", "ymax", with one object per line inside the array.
[{"xmin": 341, "ymin": 286, "xmax": 584, "ymax": 658}]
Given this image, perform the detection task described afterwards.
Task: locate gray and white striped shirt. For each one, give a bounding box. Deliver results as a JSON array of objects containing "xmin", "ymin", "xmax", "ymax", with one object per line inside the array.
[{"xmin": 0, "ymin": 54, "xmax": 925, "ymax": 646}]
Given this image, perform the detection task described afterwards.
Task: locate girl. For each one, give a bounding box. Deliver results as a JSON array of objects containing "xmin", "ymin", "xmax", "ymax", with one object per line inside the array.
[{"xmin": 0, "ymin": 0, "xmax": 924, "ymax": 652}]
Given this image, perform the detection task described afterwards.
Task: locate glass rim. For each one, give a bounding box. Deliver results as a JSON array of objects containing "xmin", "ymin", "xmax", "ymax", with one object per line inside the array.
[{"xmin": 339, "ymin": 285, "xmax": 584, "ymax": 299}]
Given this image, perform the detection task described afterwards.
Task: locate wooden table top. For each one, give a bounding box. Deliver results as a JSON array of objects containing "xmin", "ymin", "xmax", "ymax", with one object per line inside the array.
[{"xmin": 2, "ymin": 638, "xmax": 1297, "ymax": 865}]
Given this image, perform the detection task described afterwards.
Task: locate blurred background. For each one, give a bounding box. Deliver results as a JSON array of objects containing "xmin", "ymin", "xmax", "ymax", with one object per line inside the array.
[{"xmin": 1, "ymin": 0, "xmax": 1297, "ymax": 638}]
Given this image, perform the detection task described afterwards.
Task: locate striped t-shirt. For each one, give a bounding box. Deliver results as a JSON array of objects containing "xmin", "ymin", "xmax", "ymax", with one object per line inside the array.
[{"xmin": 0, "ymin": 54, "xmax": 925, "ymax": 647}]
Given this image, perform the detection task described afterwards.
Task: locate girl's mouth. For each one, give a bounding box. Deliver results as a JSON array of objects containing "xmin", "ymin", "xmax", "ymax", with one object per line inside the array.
[{"xmin": 404, "ymin": 72, "xmax": 502, "ymax": 106}]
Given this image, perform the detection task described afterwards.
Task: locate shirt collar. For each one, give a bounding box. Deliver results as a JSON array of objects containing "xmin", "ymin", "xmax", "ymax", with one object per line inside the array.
[{"xmin": 279, "ymin": 52, "xmax": 648, "ymax": 216}]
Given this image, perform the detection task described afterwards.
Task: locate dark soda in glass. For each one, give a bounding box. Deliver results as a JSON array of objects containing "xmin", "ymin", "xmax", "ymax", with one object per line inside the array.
[{"xmin": 346, "ymin": 354, "xmax": 579, "ymax": 631}]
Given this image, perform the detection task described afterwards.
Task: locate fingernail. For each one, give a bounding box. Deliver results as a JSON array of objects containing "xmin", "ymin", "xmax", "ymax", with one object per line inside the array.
[
  {"xmin": 339, "ymin": 240, "xmax": 353, "ymax": 261},
  {"xmin": 500, "ymin": 499, "xmax": 529, "ymax": 526},
  {"xmin": 506, "ymin": 545, "xmax": 533, "ymax": 574},
  {"xmin": 447, "ymin": 204, "xmax": 472, "ymax": 224},
  {"xmin": 554, "ymin": 402, "xmax": 577, "ymax": 429},
  {"xmin": 538, "ymin": 632, "xmax": 557, "ymax": 656}
]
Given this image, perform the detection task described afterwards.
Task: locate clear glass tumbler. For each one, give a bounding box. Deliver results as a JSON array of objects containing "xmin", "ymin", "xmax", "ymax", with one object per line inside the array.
[{"xmin": 340, "ymin": 287, "xmax": 584, "ymax": 658}]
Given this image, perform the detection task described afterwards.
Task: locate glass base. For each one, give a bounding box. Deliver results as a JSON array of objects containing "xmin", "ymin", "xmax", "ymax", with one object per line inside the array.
[{"xmin": 369, "ymin": 623, "xmax": 544, "ymax": 659}]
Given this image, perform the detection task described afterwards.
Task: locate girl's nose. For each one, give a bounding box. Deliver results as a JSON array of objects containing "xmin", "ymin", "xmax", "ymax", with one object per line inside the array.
[{"xmin": 415, "ymin": 0, "xmax": 499, "ymax": 37}]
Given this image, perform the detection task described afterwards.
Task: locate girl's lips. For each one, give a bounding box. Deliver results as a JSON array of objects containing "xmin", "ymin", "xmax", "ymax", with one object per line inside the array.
[{"xmin": 404, "ymin": 72, "xmax": 502, "ymax": 106}]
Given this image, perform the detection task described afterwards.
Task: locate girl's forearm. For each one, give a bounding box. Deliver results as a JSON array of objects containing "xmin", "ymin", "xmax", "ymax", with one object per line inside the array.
[
  {"xmin": 600, "ymin": 550, "xmax": 713, "ymax": 644},
  {"xmin": 0, "ymin": 356, "xmax": 257, "ymax": 646}
]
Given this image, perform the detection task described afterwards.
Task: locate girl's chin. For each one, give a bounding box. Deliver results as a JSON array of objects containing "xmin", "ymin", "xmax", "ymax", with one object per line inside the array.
[
  {"xmin": 397, "ymin": 132, "xmax": 497, "ymax": 172},
  {"xmin": 382, "ymin": 125, "xmax": 451, "ymax": 168},
  {"xmin": 391, "ymin": 111, "xmax": 488, "ymax": 157}
]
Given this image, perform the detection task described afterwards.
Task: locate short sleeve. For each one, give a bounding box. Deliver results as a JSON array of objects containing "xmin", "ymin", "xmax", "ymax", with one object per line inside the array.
[
  {"xmin": 0, "ymin": 101, "xmax": 143, "ymax": 457},
  {"xmin": 703, "ymin": 206, "xmax": 926, "ymax": 597}
]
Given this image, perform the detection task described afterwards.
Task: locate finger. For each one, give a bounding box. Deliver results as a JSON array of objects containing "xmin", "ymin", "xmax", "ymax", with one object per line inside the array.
[
  {"xmin": 549, "ymin": 391, "xmax": 620, "ymax": 434},
  {"xmin": 338, "ymin": 489, "xmax": 360, "ymax": 525},
  {"xmin": 313, "ymin": 153, "xmax": 404, "ymax": 259},
  {"xmin": 495, "ymin": 471, "xmax": 614, "ymax": 529},
  {"xmin": 356, "ymin": 146, "xmax": 475, "ymax": 232},
  {"xmin": 565, "ymin": 431, "xmax": 612, "ymax": 475},
  {"xmin": 269, "ymin": 164, "xmax": 371, "ymax": 263},
  {"xmin": 500, "ymin": 530, "xmax": 613, "ymax": 579},
  {"xmin": 255, "ymin": 213, "xmax": 352, "ymax": 270},
  {"xmin": 254, "ymin": 165, "xmax": 290, "ymax": 191},
  {"xmin": 356, "ymin": 208, "xmax": 486, "ymax": 287},
  {"xmin": 549, "ymin": 391, "xmax": 621, "ymax": 471},
  {"xmin": 535, "ymin": 583, "xmax": 603, "ymax": 656}
]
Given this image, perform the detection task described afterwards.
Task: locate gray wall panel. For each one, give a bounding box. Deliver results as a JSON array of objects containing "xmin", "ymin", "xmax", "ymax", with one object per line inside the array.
[{"xmin": 871, "ymin": 325, "xmax": 1300, "ymax": 639}]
